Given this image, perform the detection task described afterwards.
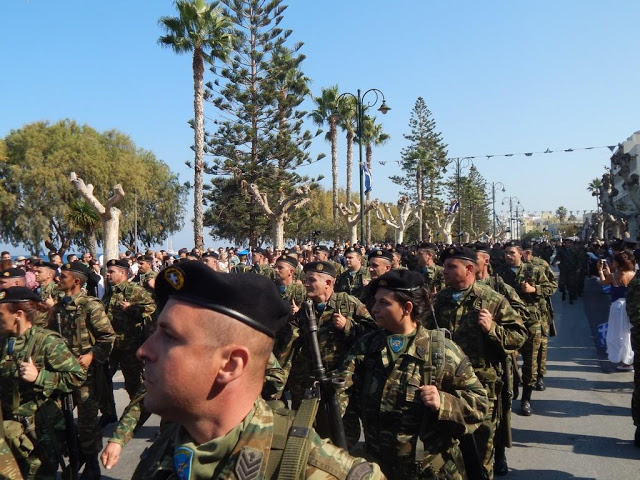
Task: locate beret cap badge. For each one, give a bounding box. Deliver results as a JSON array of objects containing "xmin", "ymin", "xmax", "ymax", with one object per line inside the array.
[
  {"xmin": 164, "ymin": 267, "xmax": 185, "ymax": 290},
  {"xmin": 1, "ymin": 272, "xmax": 8, "ymax": 277},
  {"xmin": 317, "ymin": 264, "xmax": 324, "ymax": 271},
  {"xmin": 377, "ymin": 250, "xmax": 383, "ymax": 255},
  {"xmin": 0, "ymin": 292, "xmax": 5, "ymax": 300}
]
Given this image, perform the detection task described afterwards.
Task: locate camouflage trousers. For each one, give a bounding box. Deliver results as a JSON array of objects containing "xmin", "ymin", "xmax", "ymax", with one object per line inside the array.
[
  {"xmin": 520, "ymin": 327, "xmax": 542, "ymax": 387},
  {"xmin": 632, "ymin": 336, "xmax": 640, "ymax": 426},
  {"xmin": 473, "ymin": 401, "xmax": 497, "ymax": 480},
  {"xmin": 0, "ymin": 433, "xmax": 23, "ymax": 480},
  {"xmin": 537, "ymin": 335, "xmax": 548, "ymax": 377},
  {"xmin": 73, "ymin": 370, "xmax": 102, "ymax": 454},
  {"xmin": 109, "ymin": 347, "xmax": 144, "ymax": 399}
]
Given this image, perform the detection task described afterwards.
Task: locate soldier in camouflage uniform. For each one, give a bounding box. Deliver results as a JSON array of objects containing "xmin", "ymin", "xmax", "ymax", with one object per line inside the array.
[
  {"xmin": 230, "ymin": 251, "xmax": 251, "ymax": 273},
  {"xmin": 0, "ymin": 287, "xmax": 86, "ymax": 479},
  {"xmin": 626, "ymin": 273, "xmax": 640, "ymax": 447},
  {"xmin": 431, "ymin": 247, "xmax": 527, "ymax": 479},
  {"xmin": 416, "ymin": 243, "xmax": 445, "ymax": 294},
  {"xmin": 334, "ymin": 246, "xmax": 370, "ymax": 301},
  {"xmin": 131, "ymin": 261, "xmax": 383, "ymax": 479},
  {"xmin": 360, "ymin": 249, "xmax": 395, "ymax": 313},
  {"xmin": 0, "ymin": 405, "xmax": 24, "ymax": 480},
  {"xmin": 275, "ymin": 261, "xmax": 377, "ymax": 412},
  {"xmin": 522, "ymin": 241, "xmax": 558, "ymax": 391},
  {"xmin": 273, "ymin": 255, "xmax": 306, "ymax": 308},
  {"xmin": 102, "ymin": 259, "xmax": 155, "ymax": 400},
  {"xmin": 314, "ymin": 245, "xmax": 344, "ymax": 276},
  {"xmin": 552, "ymin": 238, "xmax": 581, "ymax": 304},
  {"xmin": 391, "ymin": 248, "xmax": 407, "ymax": 270},
  {"xmin": 335, "ymin": 269, "xmax": 489, "ymax": 479},
  {"xmin": 250, "ymin": 247, "xmax": 276, "ymax": 281},
  {"xmin": 133, "ymin": 255, "xmax": 157, "ymax": 294},
  {"xmin": 53, "ymin": 261, "xmax": 116, "ymax": 478},
  {"xmin": 0, "ymin": 268, "xmax": 27, "ymax": 289},
  {"xmin": 499, "ymin": 242, "xmax": 556, "ymax": 416},
  {"xmin": 34, "ymin": 262, "xmax": 61, "ymax": 328}
]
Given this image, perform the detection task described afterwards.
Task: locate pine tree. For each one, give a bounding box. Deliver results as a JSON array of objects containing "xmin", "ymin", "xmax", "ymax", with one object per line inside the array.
[
  {"xmin": 391, "ymin": 97, "xmax": 448, "ymax": 241},
  {"xmin": 446, "ymin": 165, "xmax": 491, "ymax": 241},
  {"xmin": 203, "ymin": 0, "xmax": 322, "ymax": 248}
]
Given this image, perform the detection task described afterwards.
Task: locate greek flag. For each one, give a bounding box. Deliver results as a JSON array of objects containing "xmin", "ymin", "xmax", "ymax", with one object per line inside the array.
[
  {"xmin": 363, "ymin": 165, "xmax": 373, "ymax": 193},
  {"xmin": 448, "ymin": 201, "xmax": 459, "ymax": 213}
]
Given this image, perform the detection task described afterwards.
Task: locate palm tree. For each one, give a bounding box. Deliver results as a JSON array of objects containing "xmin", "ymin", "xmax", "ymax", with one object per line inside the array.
[
  {"xmin": 340, "ymin": 97, "xmax": 357, "ymax": 205},
  {"xmin": 556, "ymin": 206, "xmax": 568, "ymax": 222},
  {"xmin": 310, "ymin": 86, "xmax": 340, "ymax": 219},
  {"xmin": 587, "ymin": 177, "xmax": 603, "ymax": 210},
  {"xmin": 360, "ymin": 115, "xmax": 390, "ymax": 243},
  {"xmin": 158, "ymin": 0, "xmax": 233, "ymax": 250},
  {"xmin": 68, "ymin": 199, "xmax": 101, "ymax": 257}
]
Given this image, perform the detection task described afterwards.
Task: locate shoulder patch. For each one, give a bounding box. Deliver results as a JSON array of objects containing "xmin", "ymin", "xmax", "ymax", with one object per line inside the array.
[
  {"xmin": 235, "ymin": 447, "xmax": 263, "ymax": 480},
  {"xmin": 173, "ymin": 446, "xmax": 194, "ymax": 480},
  {"xmin": 347, "ymin": 462, "xmax": 374, "ymax": 480}
]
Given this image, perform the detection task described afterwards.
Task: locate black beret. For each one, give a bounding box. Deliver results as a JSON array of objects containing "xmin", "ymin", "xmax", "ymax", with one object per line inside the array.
[
  {"xmin": 472, "ymin": 242, "xmax": 491, "ymax": 254},
  {"xmin": 202, "ymin": 251, "xmax": 219, "ymax": 259},
  {"xmin": 520, "ymin": 240, "xmax": 534, "ymax": 250},
  {"xmin": 344, "ymin": 246, "xmax": 362, "ymax": 256},
  {"xmin": 61, "ymin": 261, "xmax": 91, "ymax": 279},
  {"xmin": 106, "ymin": 259, "xmax": 130, "ymax": 270},
  {"xmin": 37, "ymin": 261, "xmax": 59, "ymax": 271},
  {"xmin": 139, "ymin": 255, "xmax": 155, "ymax": 262},
  {"xmin": 0, "ymin": 286, "xmax": 41, "ymax": 303},
  {"xmin": 368, "ymin": 249, "xmax": 394, "ymax": 262},
  {"xmin": 178, "ymin": 248, "xmax": 189, "ymax": 254},
  {"xmin": 503, "ymin": 241, "xmax": 522, "ymax": 249},
  {"xmin": 283, "ymin": 249, "xmax": 299, "ymax": 259},
  {"xmin": 303, "ymin": 261, "xmax": 336, "ymax": 278},
  {"xmin": 0, "ymin": 268, "xmax": 25, "ymax": 279},
  {"xmin": 369, "ymin": 270, "xmax": 424, "ymax": 295},
  {"xmin": 155, "ymin": 261, "xmax": 289, "ymax": 338},
  {"xmin": 440, "ymin": 246, "xmax": 477, "ymax": 264},
  {"xmin": 252, "ymin": 247, "xmax": 267, "ymax": 256},
  {"xmin": 314, "ymin": 245, "xmax": 330, "ymax": 253},
  {"xmin": 276, "ymin": 255, "xmax": 299, "ymax": 268},
  {"xmin": 417, "ymin": 243, "xmax": 437, "ymax": 253}
]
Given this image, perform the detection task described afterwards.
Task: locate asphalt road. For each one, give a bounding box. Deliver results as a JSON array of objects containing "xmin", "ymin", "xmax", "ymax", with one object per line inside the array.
[{"xmin": 94, "ymin": 276, "xmax": 640, "ymax": 479}]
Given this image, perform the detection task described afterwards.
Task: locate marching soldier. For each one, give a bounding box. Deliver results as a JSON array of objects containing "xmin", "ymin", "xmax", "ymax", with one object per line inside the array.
[
  {"xmin": 626, "ymin": 271, "xmax": 640, "ymax": 447},
  {"xmin": 273, "ymin": 255, "xmax": 306, "ymax": 307},
  {"xmin": 334, "ymin": 246, "xmax": 370, "ymax": 300},
  {"xmin": 130, "ymin": 261, "xmax": 384, "ymax": 479},
  {"xmin": 335, "ymin": 269, "xmax": 489, "ymax": 479},
  {"xmin": 0, "ymin": 268, "xmax": 27, "ymax": 289},
  {"xmin": 431, "ymin": 246, "xmax": 527, "ymax": 479},
  {"xmin": 102, "ymin": 259, "xmax": 155, "ymax": 400},
  {"xmin": 133, "ymin": 255, "xmax": 157, "ymax": 294},
  {"xmin": 314, "ymin": 245, "xmax": 344, "ymax": 276},
  {"xmin": 53, "ymin": 262, "xmax": 116, "ymax": 479},
  {"xmin": 0, "ymin": 287, "xmax": 86, "ymax": 479},
  {"xmin": 250, "ymin": 247, "xmax": 275, "ymax": 280},
  {"xmin": 416, "ymin": 243, "xmax": 445, "ymax": 294}
]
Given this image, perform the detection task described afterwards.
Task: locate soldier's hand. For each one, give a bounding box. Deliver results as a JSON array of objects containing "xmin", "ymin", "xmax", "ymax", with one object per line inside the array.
[
  {"xmin": 477, "ymin": 308, "xmax": 493, "ymax": 333},
  {"xmin": 520, "ymin": 281, "xmax": 536, "ymax": 294},
  {"xmin": 148, "ymin": 277, "xmax": 156, "ymax": 289},
  {"xmin": 19, "ymin": 357, "xmax": 38, "ymax": 383},
  {"xmin": 291, "ymin": 299, "xmax": 300, "ymax": 315},
  {"xmin": 44, "ymin": 296, "xmax": 55, "ymax": 307},
  {"xmin": 101, "ymin": 442, "xmax": 122, "ymax": 470},
  {"xmin": 332, "ymin": 312, "xmax": 347, "ymax": 330},
  {"xmin": 363, "ymin": 279, "xmax": 370, "ymax": 286},
  {"xmin": 78, "ymin": 352, "xmax": 94, "ymax": 371},
  {"xmin": 120, "ymin": 300, "xmax": 131, "ymax": 310},
  {"xmin": 418, "ymin": 385, "xmax": 441, "ymax": 412}
]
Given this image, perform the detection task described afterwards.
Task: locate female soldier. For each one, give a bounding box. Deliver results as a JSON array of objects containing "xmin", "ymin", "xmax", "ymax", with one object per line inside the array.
[
  {"xmin": 335, "ymin": 269, "xmax": 489, "ymax": 479},
  {"xmin": 0, "ymin": 287, "xmax": 86, "ymax": 479}
]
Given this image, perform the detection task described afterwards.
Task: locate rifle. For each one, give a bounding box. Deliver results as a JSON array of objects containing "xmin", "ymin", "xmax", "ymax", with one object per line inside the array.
[
  {"xmin": 300, "ymin": 300, "xmax": 348, "ymax": 449},
  {"xmin": 547, "ymin": 298, "xmax": 557, "ymax": 337},
  {"xmin": 55, "ymin": 306, "xmax": 80, "ymax": 480}
]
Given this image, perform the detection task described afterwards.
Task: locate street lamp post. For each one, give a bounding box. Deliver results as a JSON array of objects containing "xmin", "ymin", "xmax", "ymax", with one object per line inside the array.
[
  {"xmin": 333, "ymin": 89, "xmax": 390, "ymax": 245},
  {"xmin": 489, "ymin": 181, "xmax": 505, "ymax": 241},
  {"xmin": 502, "ymin": 196, "xmax": 520, "ymax": 240},
  {"xmin": 452, "ymin": 157, "xmax": 472, "ymax": 242}
]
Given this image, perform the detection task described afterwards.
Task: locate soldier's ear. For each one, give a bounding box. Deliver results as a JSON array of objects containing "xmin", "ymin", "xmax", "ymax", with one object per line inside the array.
[{"xmin": 403, "ymin": 301, "xmax": 413, "ymax": 316}]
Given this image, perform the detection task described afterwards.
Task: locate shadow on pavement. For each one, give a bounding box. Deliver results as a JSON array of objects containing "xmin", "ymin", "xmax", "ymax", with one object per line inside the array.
[
  {"xmin": 512, "ymin": 428, "xmax": 640, "ymax": 460},
  {"xmin": 546, "ymin": 376, "xmax": 633, "ymax": 393},
  {"xmin": 514, "ymin": 399, "xmax": 631, "ymax": 418},
  {"xmin": 506, "ymin": 468, "xmax": 596, "ymax": 480}
]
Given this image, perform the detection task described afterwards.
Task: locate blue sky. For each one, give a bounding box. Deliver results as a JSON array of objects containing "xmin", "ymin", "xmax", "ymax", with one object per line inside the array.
[{"xmin": 2, "ymin": 0, "xmax": 638, "ymax": 251}]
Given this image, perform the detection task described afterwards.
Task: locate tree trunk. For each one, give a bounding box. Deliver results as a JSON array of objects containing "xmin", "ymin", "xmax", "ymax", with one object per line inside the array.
[
  {"xmin": 272, "ymin": 216, "xmax": 285, "ymax": 251},
  {"xmin": 331, "ymin": 120, "xmax": 339, "ymax": 220},
  {"xmin": 348, "ymin": 223, "xmax": 358, "ymax": 245},
  {"xmin": 193, "ymin": 48, "xmax": 205, "ymax": 251},
  {"xmin": 396, "ymin": 229, "xmax": 404, "ymax": 245},
  {"xmin": 366, "ymin": 143, "xmax": 372, "ymax": 245},
  {"xmin": 416, "ymin": 167, "xmax": 422, "ymax": 242},
  {"xmin": 103, "ymin": 213, "xmax": 121, "ymax": 263},
  {"xmin": 346, "ymin": 130, "xmax": 354, "ymax": 204}
]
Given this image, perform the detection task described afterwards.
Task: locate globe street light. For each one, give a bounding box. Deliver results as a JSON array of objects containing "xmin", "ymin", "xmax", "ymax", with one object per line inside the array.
[{"xmin": 332, "ymin": 89, "xmax": 390, "ymax": 245}]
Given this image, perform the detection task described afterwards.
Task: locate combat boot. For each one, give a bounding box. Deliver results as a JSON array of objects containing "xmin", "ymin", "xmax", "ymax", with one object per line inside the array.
[
  {"xmin": 535, "ymin": 376, "xmax": 546, "ymax": 391},
  {"xmin": 80, "ymin": 452, "xmax": 101, "ymax": 480},
  {"xmin": 494, "ymin": 445, "xmax": 508, "ymax": 476},
  {"xmin": 520, "ymin": 386, "xmax": 533, "ymax": 416},
  {"xmin": 635, "ymin": 427, "xmax": 640, "ymax": 448}
]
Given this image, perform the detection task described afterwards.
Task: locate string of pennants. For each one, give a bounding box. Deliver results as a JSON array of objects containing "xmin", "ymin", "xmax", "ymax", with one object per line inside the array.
[{"xmin": 379, "ymin": 143, "xmax": 618, "ymax": 166}]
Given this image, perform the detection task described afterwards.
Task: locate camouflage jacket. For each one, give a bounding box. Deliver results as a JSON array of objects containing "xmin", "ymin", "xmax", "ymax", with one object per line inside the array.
[
  {"xmin": 230, "ymin": 262, "xmax": 251, "ymax": 274},
  {"xmin": 420, "ymin": 264, "xmax": 445, "ymax": 292},
  {"xmin": 250, "ymin": 263, "xmax": 276, "ymax": 281},
  {"xmin": 497, "ymin": 262, "xmax": 555, "ymax": 325},
  {"xmin": 0, "ymin": 327, "xmax": 86, "ymax": 418},
  {"xmin": 477, "ymin": 275, "xmax": 533, "ymax": 331},
  {"xmin": 134, "ymin": 270, "xmax": 157, "ymax": 294},
  {"xmin": 330, "ymin": 259, "xmax": 344, "ymax": 277},
  {"xmin": 275, "ymin": 292, "xmax": 377, "ymax": 388},
  {"xmin": 132, "ymin": 397, "xmax": 384, "ymax": 480},
  {"xmin": 102, "ymin": 281, "xmax": 156, "ymax": 350},
  {"xmin": 333, "ymin": 325, "xmax": 488, "ymax": 478},
  {"xmin": 277, "ymin": 281, "xmax": 307, "ymax": 307},
  {"xmin": 626, "ymin": 274, "xmax": 640, "ymax": 341},
  {"xmin": 51, "ymin": 292, "xmax": 115, "ymax": 364},
  {"xmin": 334, "ymin": 267, "xmax": 370, "ymax": 300},
  {"xmin": 432, "ymin": 282, "xmax": 528, "ymax": 397},
  {"xmin": 39, "ymin": 281, "xmax": 61, "ymax": 303}
]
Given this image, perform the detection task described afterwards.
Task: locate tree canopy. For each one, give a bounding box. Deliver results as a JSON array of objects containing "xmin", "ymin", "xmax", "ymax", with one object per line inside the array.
[{"xmin": 0, "ymin": 120, "xmax": 186, "ymax": 254}]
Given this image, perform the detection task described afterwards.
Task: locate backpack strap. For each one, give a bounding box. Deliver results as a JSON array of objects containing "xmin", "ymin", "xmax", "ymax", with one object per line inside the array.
[{"xmin": 264, "ymin": 407, "xmax": 292, "ymax": 479}]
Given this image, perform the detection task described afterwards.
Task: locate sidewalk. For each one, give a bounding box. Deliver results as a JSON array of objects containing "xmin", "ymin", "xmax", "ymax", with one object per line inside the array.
[{"xmin": 508, "ymin": 278, "xmax": 640, "ymax": 479}]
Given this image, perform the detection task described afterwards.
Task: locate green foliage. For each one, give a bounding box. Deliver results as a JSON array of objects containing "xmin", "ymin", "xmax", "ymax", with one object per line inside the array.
[
  {"xmin": 0, "ymin": 120, "xmax": 186, "ymax": 254},
  {"xmin": 521, "ymin": 229, "xmax": 546, "ymax": 241},
  {"xmin": 447, "ymin": 165, "xmax": 491, "ymax": 239},
  {"xmin": 204, "ymin": 0, "xmax": 320, "ymax": 246},
  {"xmin": 555, "ymin": 206, "xmax": 568, "ymax": 221}
]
